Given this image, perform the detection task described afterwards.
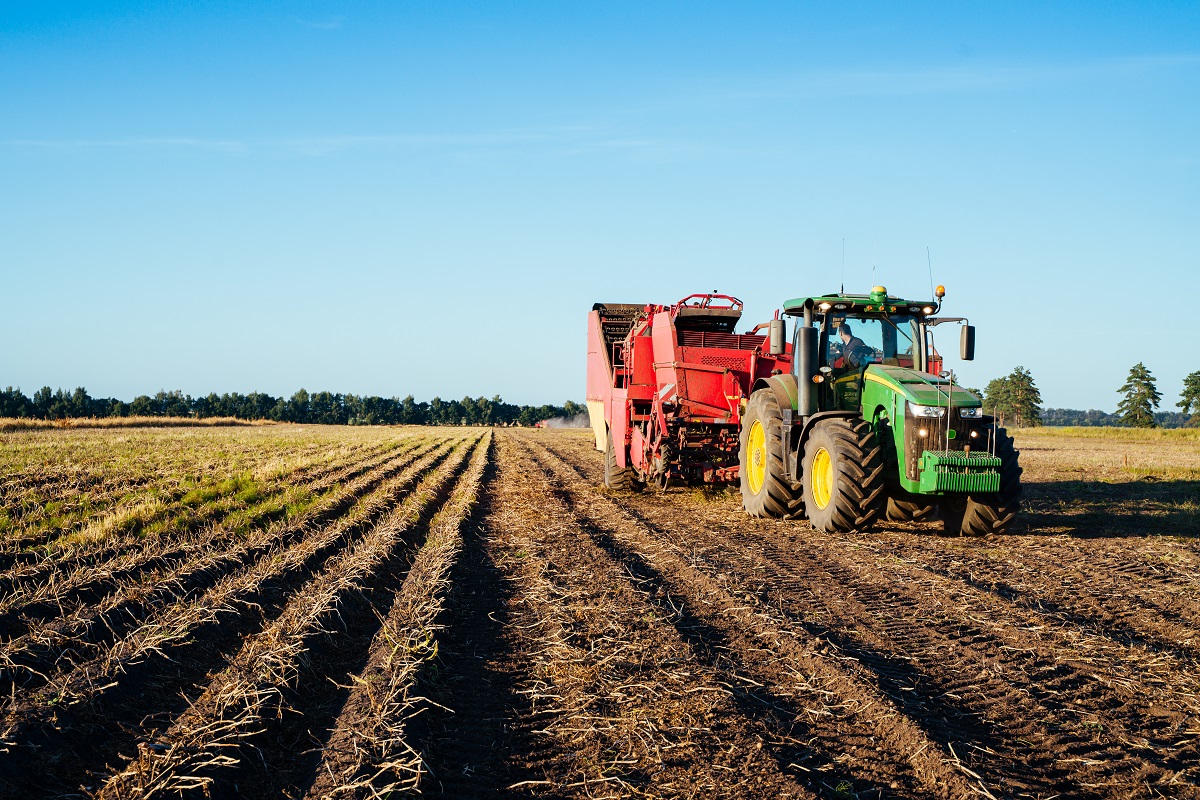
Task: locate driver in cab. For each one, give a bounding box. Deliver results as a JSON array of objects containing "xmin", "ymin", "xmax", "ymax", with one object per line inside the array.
[{"xmin": 836, "ymin": 324, "xmax": 870, "ymax": 369}]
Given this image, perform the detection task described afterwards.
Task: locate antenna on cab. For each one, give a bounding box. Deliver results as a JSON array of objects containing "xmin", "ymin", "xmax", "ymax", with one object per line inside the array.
[{"xmin": 926, "ymin": 246, "xmax": 935, "ymax": 298}]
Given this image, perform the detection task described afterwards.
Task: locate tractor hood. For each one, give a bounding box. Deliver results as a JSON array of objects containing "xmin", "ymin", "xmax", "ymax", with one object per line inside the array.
[{"xmin": 863, "ymin": 365, "xmax": 982, "ymax": 408}]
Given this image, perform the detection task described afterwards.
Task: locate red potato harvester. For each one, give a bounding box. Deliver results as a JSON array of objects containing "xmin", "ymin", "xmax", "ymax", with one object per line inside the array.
[{"xmin": 586, "ymin": 294, "xmax": 792, "ymax": 491}]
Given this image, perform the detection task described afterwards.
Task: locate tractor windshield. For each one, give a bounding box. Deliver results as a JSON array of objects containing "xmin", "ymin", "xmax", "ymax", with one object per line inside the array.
[{"xmin": 825, "ymin": 313, "xmax": 918, "ymax": 373}]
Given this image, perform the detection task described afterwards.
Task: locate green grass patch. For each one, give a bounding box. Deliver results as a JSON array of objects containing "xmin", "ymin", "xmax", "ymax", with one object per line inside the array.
[
  {"xmin": 181, "ymin": 474, "xmax": 261, "ymax": 506},
  {"xmin": 1123, "ymin": 466, "xmax": 1200, "ymax": 480},
  {"xmin": 1026, "ymin": 426, "xmax": 1200, "ymax": 442}
]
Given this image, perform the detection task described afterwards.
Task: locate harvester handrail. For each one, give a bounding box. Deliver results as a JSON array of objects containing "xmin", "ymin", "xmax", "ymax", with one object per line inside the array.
[{"xmin": 675, "ymin": 293, "xmax": 742, "ymax": 310}]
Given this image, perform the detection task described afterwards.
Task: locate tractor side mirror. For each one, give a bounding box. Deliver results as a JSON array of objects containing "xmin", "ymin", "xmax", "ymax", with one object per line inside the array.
[
  {"xmin": 960, "ymin": 325, "xmax": 976, "ymax": 361},
  {"xmin": 768, "ymin": 319, "xmax": 785, "ymax": 355}
]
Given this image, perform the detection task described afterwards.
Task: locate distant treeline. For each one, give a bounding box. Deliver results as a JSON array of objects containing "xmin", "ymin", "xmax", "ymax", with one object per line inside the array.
[
  {"xmin": 0, "ymin": 386, "xmax": 586, "ymax": 427},
  {"xmin": 1041, "ymin": 408, "xmax": 1192, "ymax": 428}
]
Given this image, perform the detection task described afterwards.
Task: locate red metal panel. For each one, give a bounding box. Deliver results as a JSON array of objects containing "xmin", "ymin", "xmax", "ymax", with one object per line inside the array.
[
  {"xmin": 650, "ymin": 310, "xmax": 679, "ymax": 397},
  {"xmin": 586, "ymin": 310, "xmax": 611, "ymax": 404},
  {"xmin": 629, "ymin": 335, "xmax": 656, "ymax": 387},
  {"xmin": 610, "ymin": 388, "xmax": 630, "ymax": 468}
]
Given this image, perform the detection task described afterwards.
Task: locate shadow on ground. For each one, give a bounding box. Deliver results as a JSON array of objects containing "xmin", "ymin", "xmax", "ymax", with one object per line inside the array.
[{"xmin": 1019, "ymin": 479, "xmax": 1200, "ymax": 538}]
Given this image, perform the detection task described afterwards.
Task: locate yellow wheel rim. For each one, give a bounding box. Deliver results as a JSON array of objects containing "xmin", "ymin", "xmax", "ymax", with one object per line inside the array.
[
  {"xmin": 811, "ymin": 447, "xmax": 833, "ymax": 510},
  {"xmin": 746, "ymin": 420, "xmax": 767, "ymax": 494}
]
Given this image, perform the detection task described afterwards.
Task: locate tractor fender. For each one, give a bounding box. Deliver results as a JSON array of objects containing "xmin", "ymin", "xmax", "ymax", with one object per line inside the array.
[
  {"xmin": 792, "ymin": 410, "xmax": 861, "ymax": 478},
  {"xmin": 750, "ymin": 374, "xmax": 797, "ymax": 416}
]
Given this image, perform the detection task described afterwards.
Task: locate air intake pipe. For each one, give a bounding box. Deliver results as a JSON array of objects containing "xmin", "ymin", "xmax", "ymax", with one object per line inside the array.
[{"xmin": 796, "ymin": 323, "xmax": 818, "ymax": 418}]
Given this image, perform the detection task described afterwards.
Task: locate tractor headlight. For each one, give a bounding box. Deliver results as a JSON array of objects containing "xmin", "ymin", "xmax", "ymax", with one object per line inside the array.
[
  {"xmin": 959, "ymin": 407, "xmax": 983, "ymax": 419},
  {"xmin": 909, "ymin": 403, "xmax": 946, "ymax": 418}
]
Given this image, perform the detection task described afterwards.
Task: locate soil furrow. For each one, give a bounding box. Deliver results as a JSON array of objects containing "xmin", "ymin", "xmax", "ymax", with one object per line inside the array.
[
  {"xmin": 0, "ymin": 437, "xmax": 407, "ymax": 595},
  {"xmin": 864, "ymin": 534, "xmax": 1200, "ymax": 657},
  {"xmin": 487, "ymin": 434, "xmax": 824, "ymax": 799},
  {"xmin": 0, "ymin": 439, "xmax": 443, "ymax": 697},
  {"xmin": 0, "ymin": 439, "xmax": 466, "ymax": 798},
  {"xmin": 613, "ymin": 504, "xmax": 1190, "ymax": 797},
  {"xmin": 538, "ymin": 432, "xmax": 1200, "ymax": 798},
  {"xmin": 515, "ymin": 433, "xmax": 971, "ymax": 800},
  {"xmin": 303, "ymin": 433, "xmax": 493, "ymax": 799},
  {"xmin": 0, "ymin": 438, "xmax": 390, "ymax": 562},
  {"xmin": 93, "ymin": 435, "xmax": 482, "ymax": 800}
]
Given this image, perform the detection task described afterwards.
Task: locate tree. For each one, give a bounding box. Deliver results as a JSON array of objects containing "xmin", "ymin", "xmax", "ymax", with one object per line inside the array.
[
  {"xmin": 1179, "ymin": 370, "xmax": 1200, "ymax": 426},
  {"xmin": 1117, "ymin": 362, "xmax": 1160, "ymax": 428},
  {"xmin": 0, "ymin": 387, "xmax": 33, "ymax": 418},
  {"xmin": 32, "ymin": 386, "xmax": 53, "ymax": 419},
  {"xmin": 982, "ymin": 366, "xmax": 1042, "ymax": 428}
]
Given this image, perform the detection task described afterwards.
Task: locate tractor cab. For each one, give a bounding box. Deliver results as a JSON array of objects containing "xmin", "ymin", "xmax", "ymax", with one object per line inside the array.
[{"xmin": 783, "ymin": 286, "xmax": 950, "ymax": 412}]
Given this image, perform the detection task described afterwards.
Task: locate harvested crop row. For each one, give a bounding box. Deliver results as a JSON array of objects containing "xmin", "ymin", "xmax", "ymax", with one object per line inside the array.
[
  {"xmin": 0, "ymin": 438, "xmax": 467, "ymax": 795},
  {"xmin": 467, "ymin": 435, "xmax": 824, "ymax": 800},
  {"xmin": 0, "ymin": 436, "xmax": 427, "ymax": 624},
  {"xmin": 0, "ymin": 431, "xmax": 356, "ymax": 543},
  {"xmin": 0, "ymin": 442, "xmax": 362, "ymax": 577},
  {"xmin": 0, "ymin": 428, "xmax": 405, "ymax": 556},
  {"xmin": 600, "ymin": 487, "xmax": 1196, "ymax": 797},
  {"xmin": 304, "ymin": 432, "xmax": 492, "ymax": 799},
  {"xmin": 93, "ymin": 435, "xmax": 483, "ymax": 799},
  {"xmin": 540, "ymin": 431, "xmax": 1200, "ymax": 798},
  {"xmin": 0, "ymin": 433, "xmax": 407, "ymax": 580},
  {"xmin": 866, "ymin": 531, "xmax": 1200, "ymax": 655},
  {"xmin": 0, "ymin": 438, "xmax": 445, "ymax": 697},
  {"xmin": 516, "ymin": 432, "xmax": 979, "ymax": 800}
]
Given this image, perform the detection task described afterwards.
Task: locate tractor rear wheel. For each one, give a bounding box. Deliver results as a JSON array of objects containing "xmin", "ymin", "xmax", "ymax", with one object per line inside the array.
[
  {"xmin": 739, "ymin": 389, "xmax": 801, "ymax": 518},
  {"xmin": 801, "ymin": 418, "xmax": 886, "ymax": 533},
  {"xmin": 604, "ymin": 429, "xmax": 643, "ymax": 492},
  {"xmin": 953, "ymin": 427, "xmax": 1021, "ymax": 535}
]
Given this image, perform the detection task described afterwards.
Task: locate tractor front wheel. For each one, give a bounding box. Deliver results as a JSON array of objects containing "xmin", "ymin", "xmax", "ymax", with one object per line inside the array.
[
  {"xmin": 739, "ymin": 390, "xmax": 800, "ymax": 518},
  {"xmin": 801, "ymin": 419, "xmax": 886, "ymax": 533},
  {"xmin": 604, "ymin": 428, "xmax": 643, "ymax": 492},
  {"xmin": 947, "ymin": 427, "xmax": 1021, "ymax": 535},
  {"xmin": 886, "ymin": 492, "xmax": 939, "ymax": 523}
]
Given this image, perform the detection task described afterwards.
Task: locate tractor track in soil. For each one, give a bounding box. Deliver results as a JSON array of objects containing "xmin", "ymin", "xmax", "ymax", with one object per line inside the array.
[
  {"xmin": 514, "ymin": 432, "xmax": 974, "ymax": 800},
  {"xmin": 466, "ymin": 434, "xmax": 827, "ymax": 799},
  {"xmin": 534, "ymin": 430, "xmax": 1200, "ymax": 799},
  {"xmin": 0, "ymin": 433, "xmax": 480, "ymax": 799}
]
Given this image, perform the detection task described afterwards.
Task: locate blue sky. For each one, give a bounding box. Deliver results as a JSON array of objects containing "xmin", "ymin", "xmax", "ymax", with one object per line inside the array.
[{"xmin": 2, "ymin": 2, "xmax": 1197, "ymax": 410}]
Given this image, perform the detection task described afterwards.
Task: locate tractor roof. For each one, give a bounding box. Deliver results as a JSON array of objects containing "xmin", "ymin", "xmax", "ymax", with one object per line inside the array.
[{"xmin": 781, "ymin": 286, "xmax": 939, "ymax": 317}]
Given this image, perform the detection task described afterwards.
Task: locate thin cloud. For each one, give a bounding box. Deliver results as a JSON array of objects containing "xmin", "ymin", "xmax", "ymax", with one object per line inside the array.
[
  {"xmin": 278, "ymin": 131, "xmax": 562, "ymax": 156},
  {"xmin": 4, "ymin": 137, "xmax": 249, "ymax": 155},
  {"xmin": 292, "ymin": 16, "xmax": 344, "ymax": 30},
  {"xmin": 743, "ymin": 53, "xmax": 1200, "ymax": 100},
  {"xmin": 2, "ymin": 127, "xmax": 700, "ymax": 159}
]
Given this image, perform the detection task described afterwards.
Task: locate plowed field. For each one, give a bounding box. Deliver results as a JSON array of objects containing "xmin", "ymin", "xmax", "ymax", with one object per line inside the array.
[{"xmin": 1, "ymin": 424, "xmax": 1197, "ymax": 799}]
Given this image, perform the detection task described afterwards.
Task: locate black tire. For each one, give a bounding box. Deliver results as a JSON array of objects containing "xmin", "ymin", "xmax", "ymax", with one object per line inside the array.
[
  {"xmin": 957, "ymin": 427, "xmax": 1022, "ymax": 535},
  {"xmin": 604, "ymin": 428, "xmax": 643, "ymax": 492},
  {"xmin": 801, "ymin": 418, "xmax": 886, "ymax": 533},
  {"xmin": 937, "ymin": 499, "xmax": 967, "ymax": 537},
  {"xmin": 886, "ymin": 493, "xmax": 939, "ymax": 523},
  {"xmin": 739, "ymin": 390, "xmax": 801, "ymax": 518}
]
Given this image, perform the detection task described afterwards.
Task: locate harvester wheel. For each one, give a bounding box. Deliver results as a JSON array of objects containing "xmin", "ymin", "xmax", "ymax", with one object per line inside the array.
[
  {"xmin": 948, "ymin": 427, "xmax": 1022, "ymax": 535},
  {"xmin": 739, "ymin": 389, "xmax": 801, "ymax": 518},
  {"xmin": 886, "ymin": 493, "xmax": 939, "ymax": 523},
  {"xmin": 801, "ymin": 419, "xmax": 886, "ymax": 533},
  {"xmin": 604, "ymin": 429, "xmax": 643, "ymax": 493}
]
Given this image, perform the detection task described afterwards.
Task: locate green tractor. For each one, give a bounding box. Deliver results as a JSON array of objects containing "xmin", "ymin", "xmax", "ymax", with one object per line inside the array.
[{"xmin": 740, "ymin": 285, "xmax": 1021, "ymax": 536}]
